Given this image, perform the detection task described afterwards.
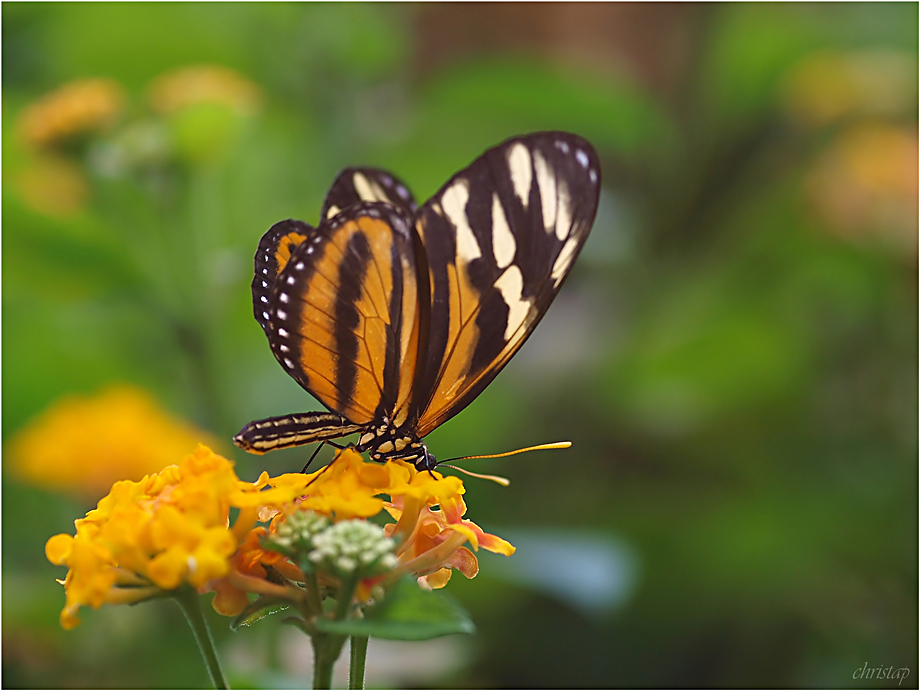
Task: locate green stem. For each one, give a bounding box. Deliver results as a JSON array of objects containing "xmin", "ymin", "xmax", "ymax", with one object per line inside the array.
[
  {"xmin": 173, "ymin": 587, "xmax": 229, "ymax": 690},
  {"xmin": 348, "ymin": 636, "xmax": 369, "ymax": 690},
  {"xmin": 312, "ymin": 636, "xmax": 335, "ymax": 690},
  {"xmin": 304, "ymin": 571, "xmax": 323, "ymax": 616},
  {"xmin": 311, "ymin": 577, "xmax": 359, "ymax": 688},
  {"xmin": 333, "ymin": 577, "xmax": 358, "ymax": 620}
]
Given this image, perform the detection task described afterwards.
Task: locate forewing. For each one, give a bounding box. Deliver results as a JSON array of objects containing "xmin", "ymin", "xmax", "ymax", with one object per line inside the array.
[
  {"xmin": 253, "ymin": 219, "xmax": 317, "ymax": 336},
  {"xmin": 320, "ymin": 167, "xmax": 418, "ymax": 222},
  {"xmin": 267, "ymin": 202, "xmax": 421, "ymax": 426},
  {"xmin": 412, "ymin": 132, "xmax": 601, "ymax": 436}
]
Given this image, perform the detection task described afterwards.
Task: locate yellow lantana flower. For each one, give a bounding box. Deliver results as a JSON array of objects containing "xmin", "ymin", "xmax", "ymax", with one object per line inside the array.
[
  {"xmin": 8, "ymin": 385, "xmax": 223, "ymax": 497},
  {"xmin": 46, "ymin": 445, "xmax": 241, "ymax": 629},
  {"xmin": 47, "ymin": 445, "xmax": 514, "ymax": 628}
]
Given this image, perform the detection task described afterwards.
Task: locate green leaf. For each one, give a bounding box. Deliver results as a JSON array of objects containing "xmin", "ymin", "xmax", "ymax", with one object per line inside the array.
[
  {"xmin": 229, "ymin": 596, "xmax": 291, "ymax": 631},
  {"xmin": 313, "ymin": 579, "xmax": 475, "ymax": 641}
]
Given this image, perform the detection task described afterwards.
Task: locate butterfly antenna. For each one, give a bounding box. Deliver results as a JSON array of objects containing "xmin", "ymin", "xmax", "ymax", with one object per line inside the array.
[
  {"xmin": 437, "ymin": 441, "xmax": 572, "ymax": 486},
  {"xmin": 441, "ymin": 441, "xmax": 572, "ymax": 463},
  {"xmin": 438, "ymin": 465, "xmax": 511, "ymax": 486}
]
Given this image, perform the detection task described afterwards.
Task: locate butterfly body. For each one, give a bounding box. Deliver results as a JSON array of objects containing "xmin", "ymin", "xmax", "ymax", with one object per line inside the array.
[{"xmin": 235, "ymin": 132, "xmax": 601, "ymax": 471}]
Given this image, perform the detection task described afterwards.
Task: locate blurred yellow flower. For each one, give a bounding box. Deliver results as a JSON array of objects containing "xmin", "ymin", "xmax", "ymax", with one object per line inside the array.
[
  {"xmin": 806, "ymin": 123, "xmax": 918, "ymax": 257},
  {"xmin": 8, "ymin": 385, "xmax": 223, "ymax": 497},
  {"xmin": 15, "ymin": 156, "xmax": 88, "ymax": 217},
  {"xmin": 148, "ymin": 65, "xmax": 262, "ymax": 116},
  {"xmin": 783, "ymin": 50, "xmax": 916, "ymax": 127},
  {"xmin": 18, "ymin": 78, "xmax": 125, "ymax": 149}
]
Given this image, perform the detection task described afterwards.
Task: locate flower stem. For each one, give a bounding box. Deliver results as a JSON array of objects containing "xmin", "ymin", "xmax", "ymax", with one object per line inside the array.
[
  {"xmin": 348, "ymin": 636, "xmax": 369, "ymax": 690},
  {"xmin": 173, "ymin": 587, "xmax": 229, "ymax": 690},
  {"xmin": 312, "ymin": 637, "xmax": 335, "ymax": 690},
  {"xmin": 311, "ymin": 577, "xmax": 359, "ymax": 688}
]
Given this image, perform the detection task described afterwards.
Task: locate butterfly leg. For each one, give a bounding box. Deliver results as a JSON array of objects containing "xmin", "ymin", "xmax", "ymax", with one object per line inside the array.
[{"xmin": 300, "ymin": 441, "xmax": 327, "ymax": 473}]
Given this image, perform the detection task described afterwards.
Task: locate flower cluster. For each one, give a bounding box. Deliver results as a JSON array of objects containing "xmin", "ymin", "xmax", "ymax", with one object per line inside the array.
[
  {"xmin": 45, "ymin": 445, "xmax": 241, "ymax": 629},
  {"xmin": 46, "ymin": 445, "xmax": 514, "ymax": 629}
]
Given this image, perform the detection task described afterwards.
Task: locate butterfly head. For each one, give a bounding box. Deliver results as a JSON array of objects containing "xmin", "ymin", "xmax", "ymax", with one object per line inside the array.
[{"xmin": 358, "ymin": 427, "xmax": 439, "ymax": 472}]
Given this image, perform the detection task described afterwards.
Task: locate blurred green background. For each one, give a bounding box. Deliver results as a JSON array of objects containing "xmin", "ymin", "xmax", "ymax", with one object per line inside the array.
[{"xmin": 3, "ymin": 3, "xmax": 917, "ymax": 688}]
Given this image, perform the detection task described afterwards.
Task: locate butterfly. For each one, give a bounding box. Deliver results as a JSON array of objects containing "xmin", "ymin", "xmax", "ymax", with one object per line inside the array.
[{"xmin": 234, "ymin": 132, "xmax": 601, "ymax": 472}]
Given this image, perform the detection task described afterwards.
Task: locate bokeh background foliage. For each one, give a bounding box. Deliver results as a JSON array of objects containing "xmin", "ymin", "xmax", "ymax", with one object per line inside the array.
[{"xmin": 3, "ymin": 3, "xmax": 917, "ymax": 688}]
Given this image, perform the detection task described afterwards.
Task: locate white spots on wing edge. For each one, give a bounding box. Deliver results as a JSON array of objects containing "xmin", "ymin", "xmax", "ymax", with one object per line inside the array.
[
  {"xmin": 495, "ymin": 265, "xmax": 532, "ymax": 340},
  {"xmin": 491, "ymin": 193, "xmax": 515, "ymax": 269},
  {"xmin": 440, "ymin": 178, "xmax": 481, "ymax": 262},
  {"xmin": 326, "ymin": 204, "xmax": 340, "ymax": 219},
  {"xmin": 507, "ymin": 143, "xmax": 532, "ymax": 209}
]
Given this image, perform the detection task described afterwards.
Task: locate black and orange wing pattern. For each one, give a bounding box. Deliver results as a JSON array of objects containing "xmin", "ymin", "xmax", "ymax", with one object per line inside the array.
[
  {"xmin": 266, "ymin": 202, "xmax": 421, "ymax": 427},
  {"xmin": 236, "ymin": 132, "xmax": 601, "ymax": 467},
  {"xmin": 410, "ymin": 132, "xmax": 600, "ymax": 436}
]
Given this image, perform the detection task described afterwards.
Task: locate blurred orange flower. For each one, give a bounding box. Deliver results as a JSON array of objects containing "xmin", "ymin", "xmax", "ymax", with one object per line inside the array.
[
  {"xmin": 148, "ymin": 65, "xmax": 262, "ymax": 116},
  {"xmin": 806, "ymin": 123, "xmax": 918, "ymax": 257},
  {"xmin": 18, "ymin": 78, "xmax": 125, "ymax": 149},
  {"xmin": 8, "ymin": 385, "xmax": 223, "ymax": 497}
]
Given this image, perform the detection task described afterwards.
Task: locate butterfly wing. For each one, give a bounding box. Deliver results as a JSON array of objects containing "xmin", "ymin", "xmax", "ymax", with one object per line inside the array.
[
  {"xmin": 320, "ymin": 167, "xmax": 418, "ymax": 223},
  {"xmin": 267, "ymin": 202, "xmax": 422, "ymax": 427},
  {"xmin": 411, "ymin": 132, "xmax": 601, "ymax": 436},
  {"xmin": 252, "ymin": 219, "xmax": 317, "ymax": 337}
]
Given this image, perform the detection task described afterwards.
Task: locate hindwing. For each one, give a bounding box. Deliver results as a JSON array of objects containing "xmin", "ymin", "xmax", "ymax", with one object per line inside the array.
[
  {"xmin": 266, "ymin": 202, "xmax": 422, "ymax": 427},
  {"xmin": 320, "ymin": 167, "xmax": 418, "ymax": 223},
  {"xmin": 411, "ymin": 132, "xmax": 601, "ymax": 436},
  {"xmin": 252, "ymin": 219, "xmax": 316, "ymax": 336}
]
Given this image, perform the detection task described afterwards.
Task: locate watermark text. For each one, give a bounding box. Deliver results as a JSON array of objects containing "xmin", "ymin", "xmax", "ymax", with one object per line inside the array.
[{"xmin": 853, "ymin": 662, "xmax": 910, "ymax": 686}]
